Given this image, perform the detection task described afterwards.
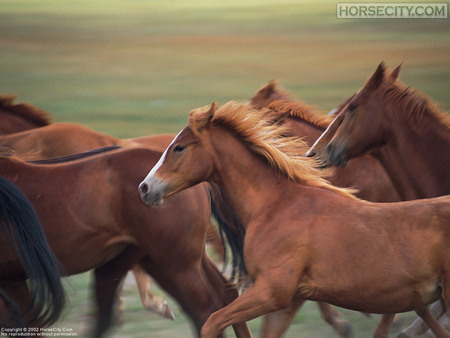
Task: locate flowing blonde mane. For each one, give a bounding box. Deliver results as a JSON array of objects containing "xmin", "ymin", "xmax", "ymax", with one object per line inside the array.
[
  {"xmin": 268, "ymin": 99, "xmax": 333, "ymax": 129},
  {"xmin": 189, "ymin": 102, "xmax": 357, "ymax": 198},
  {"xmin": 381, "ymin": 81, "xmax": 450, "ymax": 132}
]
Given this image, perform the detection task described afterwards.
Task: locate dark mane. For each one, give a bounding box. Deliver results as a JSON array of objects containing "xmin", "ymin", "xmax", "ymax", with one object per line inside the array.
[
  {"xmin": 208, "ymin": 183, "xmax": 249, "ymax": 286},
  {"xmin": 0, "ymin": 94, "xmax": 52, "ymax": 127},
  {"xmin": 268, "ymin": 99, "xmax": 333, "ymax": 130},
  {"xmin": 382, "ymin": 83, "xmax": 450, "ymax": 132},
  {"xmin": 29, "ymin": 146, "xmax": 122, "ymax": 164},
  {"xmin": 0, "ymin": 146, "xmax": 121, "ymax": 164}
]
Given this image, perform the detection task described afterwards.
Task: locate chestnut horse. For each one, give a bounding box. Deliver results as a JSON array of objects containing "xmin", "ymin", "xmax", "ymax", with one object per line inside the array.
[
  {"xmin": 0, "ymin": 177, "xmax": 65, "ymax": 327},
  {"xmin": 249, "ymin": 84, "xmax": 401, "ymax": 337},
  {"xmin": 0, "ymin": 94, "xmax": 51, "ymax": 135},
  {"xmin": 0, "ymin": 147, "xmax": 250, "ymax": 337},
  {"xmin": 0, "ymin": 121, "xmax": 229, "ymax": 319},
  {"xmin": 139, "ymin": 102, "xmax": 450, "ymax": 338},
  {"xmin": 312, "ymin": 62, "xmax": 450, "ymax": 200},
  {"xmin": 307, "ymin": 63, "xmax": 450, "ymax": 336},
  {"xmin": 0, "ymin": 122, "xmax": 174, "ymax": 160}
]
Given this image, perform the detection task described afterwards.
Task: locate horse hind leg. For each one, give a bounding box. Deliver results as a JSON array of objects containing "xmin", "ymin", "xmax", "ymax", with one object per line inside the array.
[
  {"xmin": 318, "ymin": 302, "xmax": 354, "ymax": 338},
  {"xmin": 131, "ymin": 264, "xmax": 175, "ymax": 320},
  {"xmin": 397, "ymin": 300, "xmax": 446, "ymax": 337},
  {"xmin": 414, "ymin": 307, "xmax": 449, "ymax": 338}
]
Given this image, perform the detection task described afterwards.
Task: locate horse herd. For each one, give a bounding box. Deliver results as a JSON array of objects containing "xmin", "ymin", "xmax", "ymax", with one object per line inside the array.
[{"xmin": 0, "ymin": 62, "xmax": 449, "ymax": 337}]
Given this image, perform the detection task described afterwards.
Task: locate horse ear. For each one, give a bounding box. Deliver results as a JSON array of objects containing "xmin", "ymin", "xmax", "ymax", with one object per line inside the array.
[
  {"xmin": 189, "ymin": 102, "xmax": 218, "ymax": 134},
  {"xmin": 366, "ymin": 62, "xmax": 386, "ymax": 90},
  {"xmin": 205, "ymin": 101, "xmax": 218, "ymax": 122},
  {"xmin": 389, "ymin": 62, "xmax": 403, "ymax": 82}
]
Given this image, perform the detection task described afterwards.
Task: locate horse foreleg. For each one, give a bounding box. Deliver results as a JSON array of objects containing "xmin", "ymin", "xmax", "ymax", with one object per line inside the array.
[
  {"xmin": 414, "ymin": 307, "xmax": 449, "ymax": 338},
  {"xmin": 261, "ymin": 297, "xmax": 306, "ymax": 337},
  {"xmin": 318, "ymin": 302, "xmax": 354, "ymax": 338},
  {"xmin": 201, "ymin": 254, "xmax": 251, "ymax": 338},
  {"xmin": 92, "ymin": 246, "xmax": 145, "ymax": 338},
  {"xmin": 201, "ymin": 278, "xmax": 295, "ymax": 338},
  {"xmin": 139, "ymin": 255, "xmax": 228, "ymax": 336},
  {"xmin": 131, "ymin": 264, "xmax": 175, "ymax": 320}
]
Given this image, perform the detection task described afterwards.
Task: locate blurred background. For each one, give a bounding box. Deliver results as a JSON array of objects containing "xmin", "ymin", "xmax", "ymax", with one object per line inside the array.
[{"xmin": 1, "ymin": 0, "xmax": 448, "ymax": 337}]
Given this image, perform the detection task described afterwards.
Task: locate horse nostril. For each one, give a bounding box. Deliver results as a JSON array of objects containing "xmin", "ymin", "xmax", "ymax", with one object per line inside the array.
[
  {"xmin": 139, "ymin": 182, "xmax": 148, "ymax": 194},
  {"xmin": 305, "ymin": 150, "xmax": 315, "ymax": 158},
  {"xmin": 326, "ymin": 143, "xmax": 333, "ymax": 154}
]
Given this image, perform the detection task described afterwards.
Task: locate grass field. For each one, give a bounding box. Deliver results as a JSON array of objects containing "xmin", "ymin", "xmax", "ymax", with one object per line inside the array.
[{"xmin": 1, "ymin": 0, "xmax": 449, "ymax": 337}]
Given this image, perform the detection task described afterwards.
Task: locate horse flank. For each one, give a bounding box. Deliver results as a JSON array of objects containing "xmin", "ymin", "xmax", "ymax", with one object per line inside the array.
[{"xmin": 189, "ymin": 102, "xmax": 357, "ymax": 199}]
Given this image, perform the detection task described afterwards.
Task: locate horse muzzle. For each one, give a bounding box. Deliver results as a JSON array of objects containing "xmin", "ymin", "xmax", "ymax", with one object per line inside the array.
[
  {"xmin": 139, "ymin": 177, "xmax": 168, "ymax": 207},
  {"xmin": 326, "ymin": 142, "xmax": 349, "ymax": 168}
]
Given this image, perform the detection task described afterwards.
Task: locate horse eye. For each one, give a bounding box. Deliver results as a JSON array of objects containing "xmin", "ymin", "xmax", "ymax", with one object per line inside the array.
[
  {"xmin": 173, "ymin": 144, "xmax": 186, "ymax": 153},
  {"xmin": 347, "ymin": 104, "xmax": 357, "ymax": 113}
]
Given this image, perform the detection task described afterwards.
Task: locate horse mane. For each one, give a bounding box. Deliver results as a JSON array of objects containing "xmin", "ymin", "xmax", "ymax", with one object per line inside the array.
[
  {"xmin": 267, "ymin": 99, "xmax": 333, "ymax": 129},
  {"xmin": 0, "ymin": 146, "xmax": 121, "ymax": 164},
  {"xmin": 190, "ymin": 102, "xmax": 357, "ymax": 199},
  {"xmin": 30, "ymin": 146, "xmax": 122, "ymax": 164},
  {"xmin": 0, "ymin": 94, "xmax": 52, "ymax": 126},
  {"xmin": 381, "ymin": 81, "xmax": 450, "ymax": 132}
]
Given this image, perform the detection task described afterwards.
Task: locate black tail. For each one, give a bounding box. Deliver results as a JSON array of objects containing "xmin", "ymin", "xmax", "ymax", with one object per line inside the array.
[
  {"xmin": 0, "ymin": 177, "xmax": 65, "ymax": 326},
  {"xmin": 208, "ymin": 183, "xmax": 248, "ymax": 283}
]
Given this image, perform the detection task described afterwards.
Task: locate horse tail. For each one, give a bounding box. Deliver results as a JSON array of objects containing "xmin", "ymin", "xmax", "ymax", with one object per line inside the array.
[
  {"xmin": 0, "ymin": 177, "xmax": 65, "ymax": 326},
  {"xmin": 207, "ymin": 183, "xmax": 248, "ymax": 284}
]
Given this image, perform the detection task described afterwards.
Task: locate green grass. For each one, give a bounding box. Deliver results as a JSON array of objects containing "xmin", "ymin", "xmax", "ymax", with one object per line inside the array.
[
  {"xmin": 1, "ymin": 1, "xmax": 448, "ymax": 336},
  {"xmin": 57, "ymin": 270, "xmax": 419, "ymax": 338}
]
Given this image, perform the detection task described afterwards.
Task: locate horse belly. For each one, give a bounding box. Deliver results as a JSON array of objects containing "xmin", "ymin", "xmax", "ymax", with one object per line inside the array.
[{"xmin": 300, "ymin": 278, "xmax": 442, "ymax": 314}]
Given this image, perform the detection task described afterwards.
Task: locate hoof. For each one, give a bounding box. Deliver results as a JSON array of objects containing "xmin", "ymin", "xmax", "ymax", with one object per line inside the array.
[{"xmin": 337, "ymin": 322, "xmax": 354, "ymax": 338}]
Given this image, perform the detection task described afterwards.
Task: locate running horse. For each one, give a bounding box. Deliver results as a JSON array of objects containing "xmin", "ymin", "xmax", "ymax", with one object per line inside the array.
[
  {"xmin": 307, "ymin": 62, "xmax": 450, "ymax": 335},
  {"xmin": 0, "ymin": 121, "xmax": 227, "ymax": 321},
  {"xmin": 0, "ymin": 94, "xmax": 51, "ymax": 135},
  {"xmin": 308, "ymin": 62, "xmax": 450, "ymax": 200},
  {"xmin": 139, "ymin": 102, "xmax": 450, "ymax": 338},
  {"xmin": 0, "ymin": 147, "xmax": 250, "ymax": 337},
  {"xmin": 0, "ymin": 98, "xmax": 177, "ymax": 320},
  {"xmin": 249, "ymin": 84, "xmax": 401, "ymax": 337},
  {"xmin": 0, "ymin": 177, "xmax": 65, "ymax": 327}
]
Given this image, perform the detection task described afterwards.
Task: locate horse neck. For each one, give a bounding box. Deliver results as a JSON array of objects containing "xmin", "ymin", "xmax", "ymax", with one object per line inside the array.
[
  {"xmin": 208, "ymin": 127, "xmax": 288, "ymax": 226},
  {"xmin": 285, "ymin": 116, "xmax": 325, "ymax": 146},
  {"xmin": 374, "ymin": 104, "xmax": 450, "ymax": 199}
]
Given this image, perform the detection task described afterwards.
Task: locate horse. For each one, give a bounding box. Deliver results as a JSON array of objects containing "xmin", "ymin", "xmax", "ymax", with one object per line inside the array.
[
  {"xmin": 263, "ymin": 99, "xmax": 400, "ymax": 203},
  {"xmin": 0, "ymin": 94, "xmax": 51, "ymax": 135},
  {"xmin": 0, "ymin": 120, "xmax": 231, "ymax": 321},
  {"xmin": 312, "ymin": 62, "xmax": 450, "ymax": 200},
  {"xmin": 0, "ymin": 176, "xmax": 65, "ymax": 327},
  {"xmin": 307, "ymin": 62, "xmax": 450, "ymax": 336},
  {"xmin": 249, "ymin": 84, "xmax": 401, "ymax": 337},
  {"xmin": 139, "ymin": 101, "xmax": 450, "ymax": 338},
  {"xmin": 0, "ymin": 122, "xmax": 174, "ymax": 160},
  {"xmin": 0, "ymin": 146, "xmax": 250, "ymax": 337}
]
